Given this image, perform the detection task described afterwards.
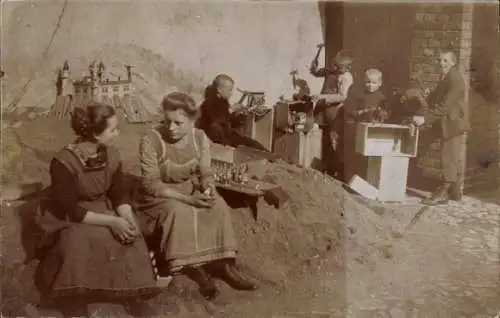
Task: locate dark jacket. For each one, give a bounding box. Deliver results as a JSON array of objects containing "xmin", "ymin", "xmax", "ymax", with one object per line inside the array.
[
  {"xmin": 424, "ymin": 67, "xmax": 470, "ymax": 140},
  {"xmin": 197, "ymin": 95, "xmax": 233, "ymax": 145},
  {"xmin": 346, "ymin": 90, "xmax": 388, "ymax": 123}
]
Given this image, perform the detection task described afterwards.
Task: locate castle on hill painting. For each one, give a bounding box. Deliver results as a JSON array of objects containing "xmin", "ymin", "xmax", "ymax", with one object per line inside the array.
[{"xmin": 52, "ymin": 60, "xmax": 155, "ymax": 123}]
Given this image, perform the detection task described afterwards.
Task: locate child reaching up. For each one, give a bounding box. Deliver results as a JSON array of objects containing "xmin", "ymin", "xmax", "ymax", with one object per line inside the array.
[{"xmin": 310, "ymin": 49, "xmax": 355, "ymax": 182}]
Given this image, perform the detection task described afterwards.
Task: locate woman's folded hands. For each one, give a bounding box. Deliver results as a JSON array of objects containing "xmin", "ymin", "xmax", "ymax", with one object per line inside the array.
[{"xmin": 111, "ymin": 206, "xmax": 141, "ymax": 245}]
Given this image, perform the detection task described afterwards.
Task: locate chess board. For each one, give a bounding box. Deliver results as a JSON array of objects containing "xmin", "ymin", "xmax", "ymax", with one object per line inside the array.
[
  {"xmin": 212, "ymin": 159, "xmax": 249, "ymax": 185},
  {"xmin": 211, "ymin": 159, "xmax": 277, "ymax": 196}
]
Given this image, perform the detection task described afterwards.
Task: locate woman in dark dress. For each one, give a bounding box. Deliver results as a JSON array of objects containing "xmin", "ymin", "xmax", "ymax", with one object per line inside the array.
[{"xmin": 33, "ymin": 102, "xmax": 161, "ymax": 317}]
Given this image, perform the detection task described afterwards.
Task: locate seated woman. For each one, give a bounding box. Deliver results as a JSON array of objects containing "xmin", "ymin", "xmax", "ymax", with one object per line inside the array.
[
  {"xmin": 135, "ymin": 92, "xmax": 258, "ymax": 301},
  {"xmin": 197, "ymin": 73, "xmax": 269, "ymax": 152},
  {"xmin": 33, "ymin": 102, "xmax": 161, "ymax": 317}
]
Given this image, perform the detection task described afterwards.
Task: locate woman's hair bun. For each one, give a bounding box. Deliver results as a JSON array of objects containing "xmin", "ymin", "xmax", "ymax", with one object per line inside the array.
[{"xmin": 71, "ymin": 107, "xmax": 92, "ymax": 138}]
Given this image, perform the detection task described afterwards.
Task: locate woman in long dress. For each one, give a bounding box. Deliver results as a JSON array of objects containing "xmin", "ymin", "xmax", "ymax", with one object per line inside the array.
[
  {"xmin": 34, "ymin": 102, "xmax": 161, "ymax": 317},
  {"xmin": 135, "ymin": 92, "xmax": 258, "ymax": 301}
]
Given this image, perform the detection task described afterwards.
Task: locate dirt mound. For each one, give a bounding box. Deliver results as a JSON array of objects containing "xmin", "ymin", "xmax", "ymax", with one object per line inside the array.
[{"xmin": 233, "ymin": 163, "xmax": 346, "ymax": 284}]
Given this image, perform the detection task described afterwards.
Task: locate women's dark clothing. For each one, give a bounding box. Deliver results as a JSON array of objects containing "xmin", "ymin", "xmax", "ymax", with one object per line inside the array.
[{"xmin": 34, "ymin": 144, "xmax": 161, "ymax": 301}]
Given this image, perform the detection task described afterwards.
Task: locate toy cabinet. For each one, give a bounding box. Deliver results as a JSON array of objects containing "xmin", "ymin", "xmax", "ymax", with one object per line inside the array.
[{"xmin": 353, "ymin": 123, "xmax": 419, "ymax": 202}]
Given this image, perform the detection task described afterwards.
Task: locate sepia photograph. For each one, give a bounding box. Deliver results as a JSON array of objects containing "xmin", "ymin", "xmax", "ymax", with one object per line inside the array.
[{"xmin": 1, "ymin": 0, "xmax": 499, "ymax": 317}]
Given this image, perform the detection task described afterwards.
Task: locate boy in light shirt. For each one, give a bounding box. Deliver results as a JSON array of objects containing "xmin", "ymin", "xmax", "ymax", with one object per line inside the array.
[{"xmin": 310, "ymin": 49, "xmax": 354, "ymax": 182}]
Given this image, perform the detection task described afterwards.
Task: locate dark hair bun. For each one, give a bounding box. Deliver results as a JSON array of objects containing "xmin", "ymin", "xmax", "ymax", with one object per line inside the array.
[
  {"xmin": 70, "ymin": 102, "xmax": 116, "ymax": 141},
  {"xmin": 71, "ymin": 107, "xmax": 92, "ymax": 138}
]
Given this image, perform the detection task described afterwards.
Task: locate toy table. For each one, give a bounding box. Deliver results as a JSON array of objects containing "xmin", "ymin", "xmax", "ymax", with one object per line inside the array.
[{"xmin": 354, "ymin": 122, "xmax": 419, "ymax": 202}]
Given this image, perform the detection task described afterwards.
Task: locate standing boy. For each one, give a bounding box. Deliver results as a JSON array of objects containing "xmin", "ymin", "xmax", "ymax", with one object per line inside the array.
[
  {"xmin": 310, "ymin": 49, "xmax": 354, "ymax": 182},
  {"xmin": 413, "ymin": 46, "xmax": 470, "ymax": 205}
]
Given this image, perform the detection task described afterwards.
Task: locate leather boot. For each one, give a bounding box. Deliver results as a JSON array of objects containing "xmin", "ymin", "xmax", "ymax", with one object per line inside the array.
[
  {"xmin": 210, "ymin": 260, "xmax": 258, "ymax": 291},
  {"xmin": 421, "ymin": 182, "xmax": 451, "ymax": 206},
  {"xmin": 182, "ymin": 266, "xmax": 219, "ymax": 300},
  {"xmin": 448, "ymin": 181, "xmax": 463, "ymax": 201}
]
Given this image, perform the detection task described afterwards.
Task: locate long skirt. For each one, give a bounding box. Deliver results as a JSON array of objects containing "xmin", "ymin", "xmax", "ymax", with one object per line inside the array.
[
  {"xmin": 136, "ymin": 193, "xmax": 237, "ymax": 273},
  {"xmin": 34, "ymin": 200, "xmax": 161, "ymax": 301}
]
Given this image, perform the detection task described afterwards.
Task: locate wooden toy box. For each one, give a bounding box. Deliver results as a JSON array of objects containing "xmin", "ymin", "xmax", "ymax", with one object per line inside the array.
[
  {"xmin": 354, "ymin": 123, "xmax": 420, "ymax": 202},
  {"xmin": 355, "ymin": 123, "xmax": 419, "ymax": 157}
]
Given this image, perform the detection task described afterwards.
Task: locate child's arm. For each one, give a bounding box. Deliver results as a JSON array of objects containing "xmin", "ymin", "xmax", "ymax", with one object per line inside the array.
[
  {"xmin": 310, "ymin": 65, "xmax": 328, "ymax": 78},
  {"xmin": 315, "ymin": 72, "xmax": 353, "ymax": 104}
]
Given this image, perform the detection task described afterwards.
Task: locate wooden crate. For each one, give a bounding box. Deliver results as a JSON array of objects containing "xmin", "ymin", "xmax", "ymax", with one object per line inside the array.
[
  {"xmin": 273, "ymin": 124, "xmax": 322, "ymax": 168},
  {"xmin": 273, "ymin": 100, "xmax": 315, "ymax": 132},
  {"xmin": 239, "ymin": 109, "xmax": 274, "ymax": 151},
  {"xmin": 366, "ymin": 156, "xmax": 410, "ymax": 202},
  {"xmin": 274, "ymin": 101, "xmax": 292, "ymax": 132},
  {"xmin": 355, "ymin": 123, "xmax": 419, "ymax": 157}
]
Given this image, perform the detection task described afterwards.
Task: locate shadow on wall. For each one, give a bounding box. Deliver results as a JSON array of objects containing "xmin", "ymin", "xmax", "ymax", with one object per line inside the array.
[
  {"xmin": 469, "ymin": 2, "xmax": 500, "ymax": 102},
  {"xmin": 465, "ymin": 2, "xmax": 500, "ymax": 194}
]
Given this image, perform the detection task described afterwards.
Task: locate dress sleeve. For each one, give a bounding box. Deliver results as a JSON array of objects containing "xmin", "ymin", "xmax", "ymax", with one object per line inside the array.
[
  {"xmin": 107, "ymin": 161, "xmax": 131, "ymax": 209},
  {"xmin": 139, "ymin": 134, "xmax": 167, "ymax": 197},
  {"xmin": 50, "ymin": 158, "xmax": 88, "ymax": 222},
  {"xmin": 198, "ymin": 130, "xmax": 215, "ymax": 185}
]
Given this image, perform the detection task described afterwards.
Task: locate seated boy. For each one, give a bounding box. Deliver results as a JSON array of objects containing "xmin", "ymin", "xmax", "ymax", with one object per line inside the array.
[
  {"xmin": 348, "ymin": 68, "xmax": 389, "ymax": 123},
  {"xmin": 197, "ymin": 74, "xmax": 270, "ymax": 152}
]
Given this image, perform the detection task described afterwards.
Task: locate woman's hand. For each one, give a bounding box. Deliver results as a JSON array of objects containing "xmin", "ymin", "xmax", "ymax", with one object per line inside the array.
[
  {"xmin": 118, "ymin": 208, "xmax": 140, "ymax": 236},
  {"xmin": 201, "ymin": 180, "xmax": 216, "ymax": 194},
  {"xmin": 110, "ymin": 216, "xmax": 137, "ymax": 245},
  {"xmin": 189, "ymin": 191, "xmax": 216, "ymax": 209},
  {"xmin": 423, "ymin": 88, "xmax": 431, "ymax": 98},
  {"xmin": 412, "ymin": 115, "xmax": 426, "ymax": 126}
]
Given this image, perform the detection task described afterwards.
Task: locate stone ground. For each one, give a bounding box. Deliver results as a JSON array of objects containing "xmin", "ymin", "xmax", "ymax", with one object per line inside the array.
[
  {"xmin": 215, "ymin": 191, "xmax": 500, "ymax": 318},
  {"xmin": 344, "ymin": 191, "xmax": 500, "ymax": 318}
]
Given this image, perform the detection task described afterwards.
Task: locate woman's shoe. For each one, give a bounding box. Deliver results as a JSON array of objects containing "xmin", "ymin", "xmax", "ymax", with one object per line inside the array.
[
  {"xmin": 210, "ymin": 260, "xmax": 258, "ymax": 291},
  {"xmin": 183, "ymin": 266, "xmax": 219, "ymax": 300}
]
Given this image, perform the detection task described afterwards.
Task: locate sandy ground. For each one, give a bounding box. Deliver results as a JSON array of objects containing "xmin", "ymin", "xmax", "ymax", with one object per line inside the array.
[{"xmin": 1, "ymin": 117, "xmax": 499, "ymax": 318}]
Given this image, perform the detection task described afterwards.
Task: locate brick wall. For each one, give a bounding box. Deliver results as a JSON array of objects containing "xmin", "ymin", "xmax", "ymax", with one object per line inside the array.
[{"xmin": 409, "ymin": 2, "xmax": 500, "ymax": 193}]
